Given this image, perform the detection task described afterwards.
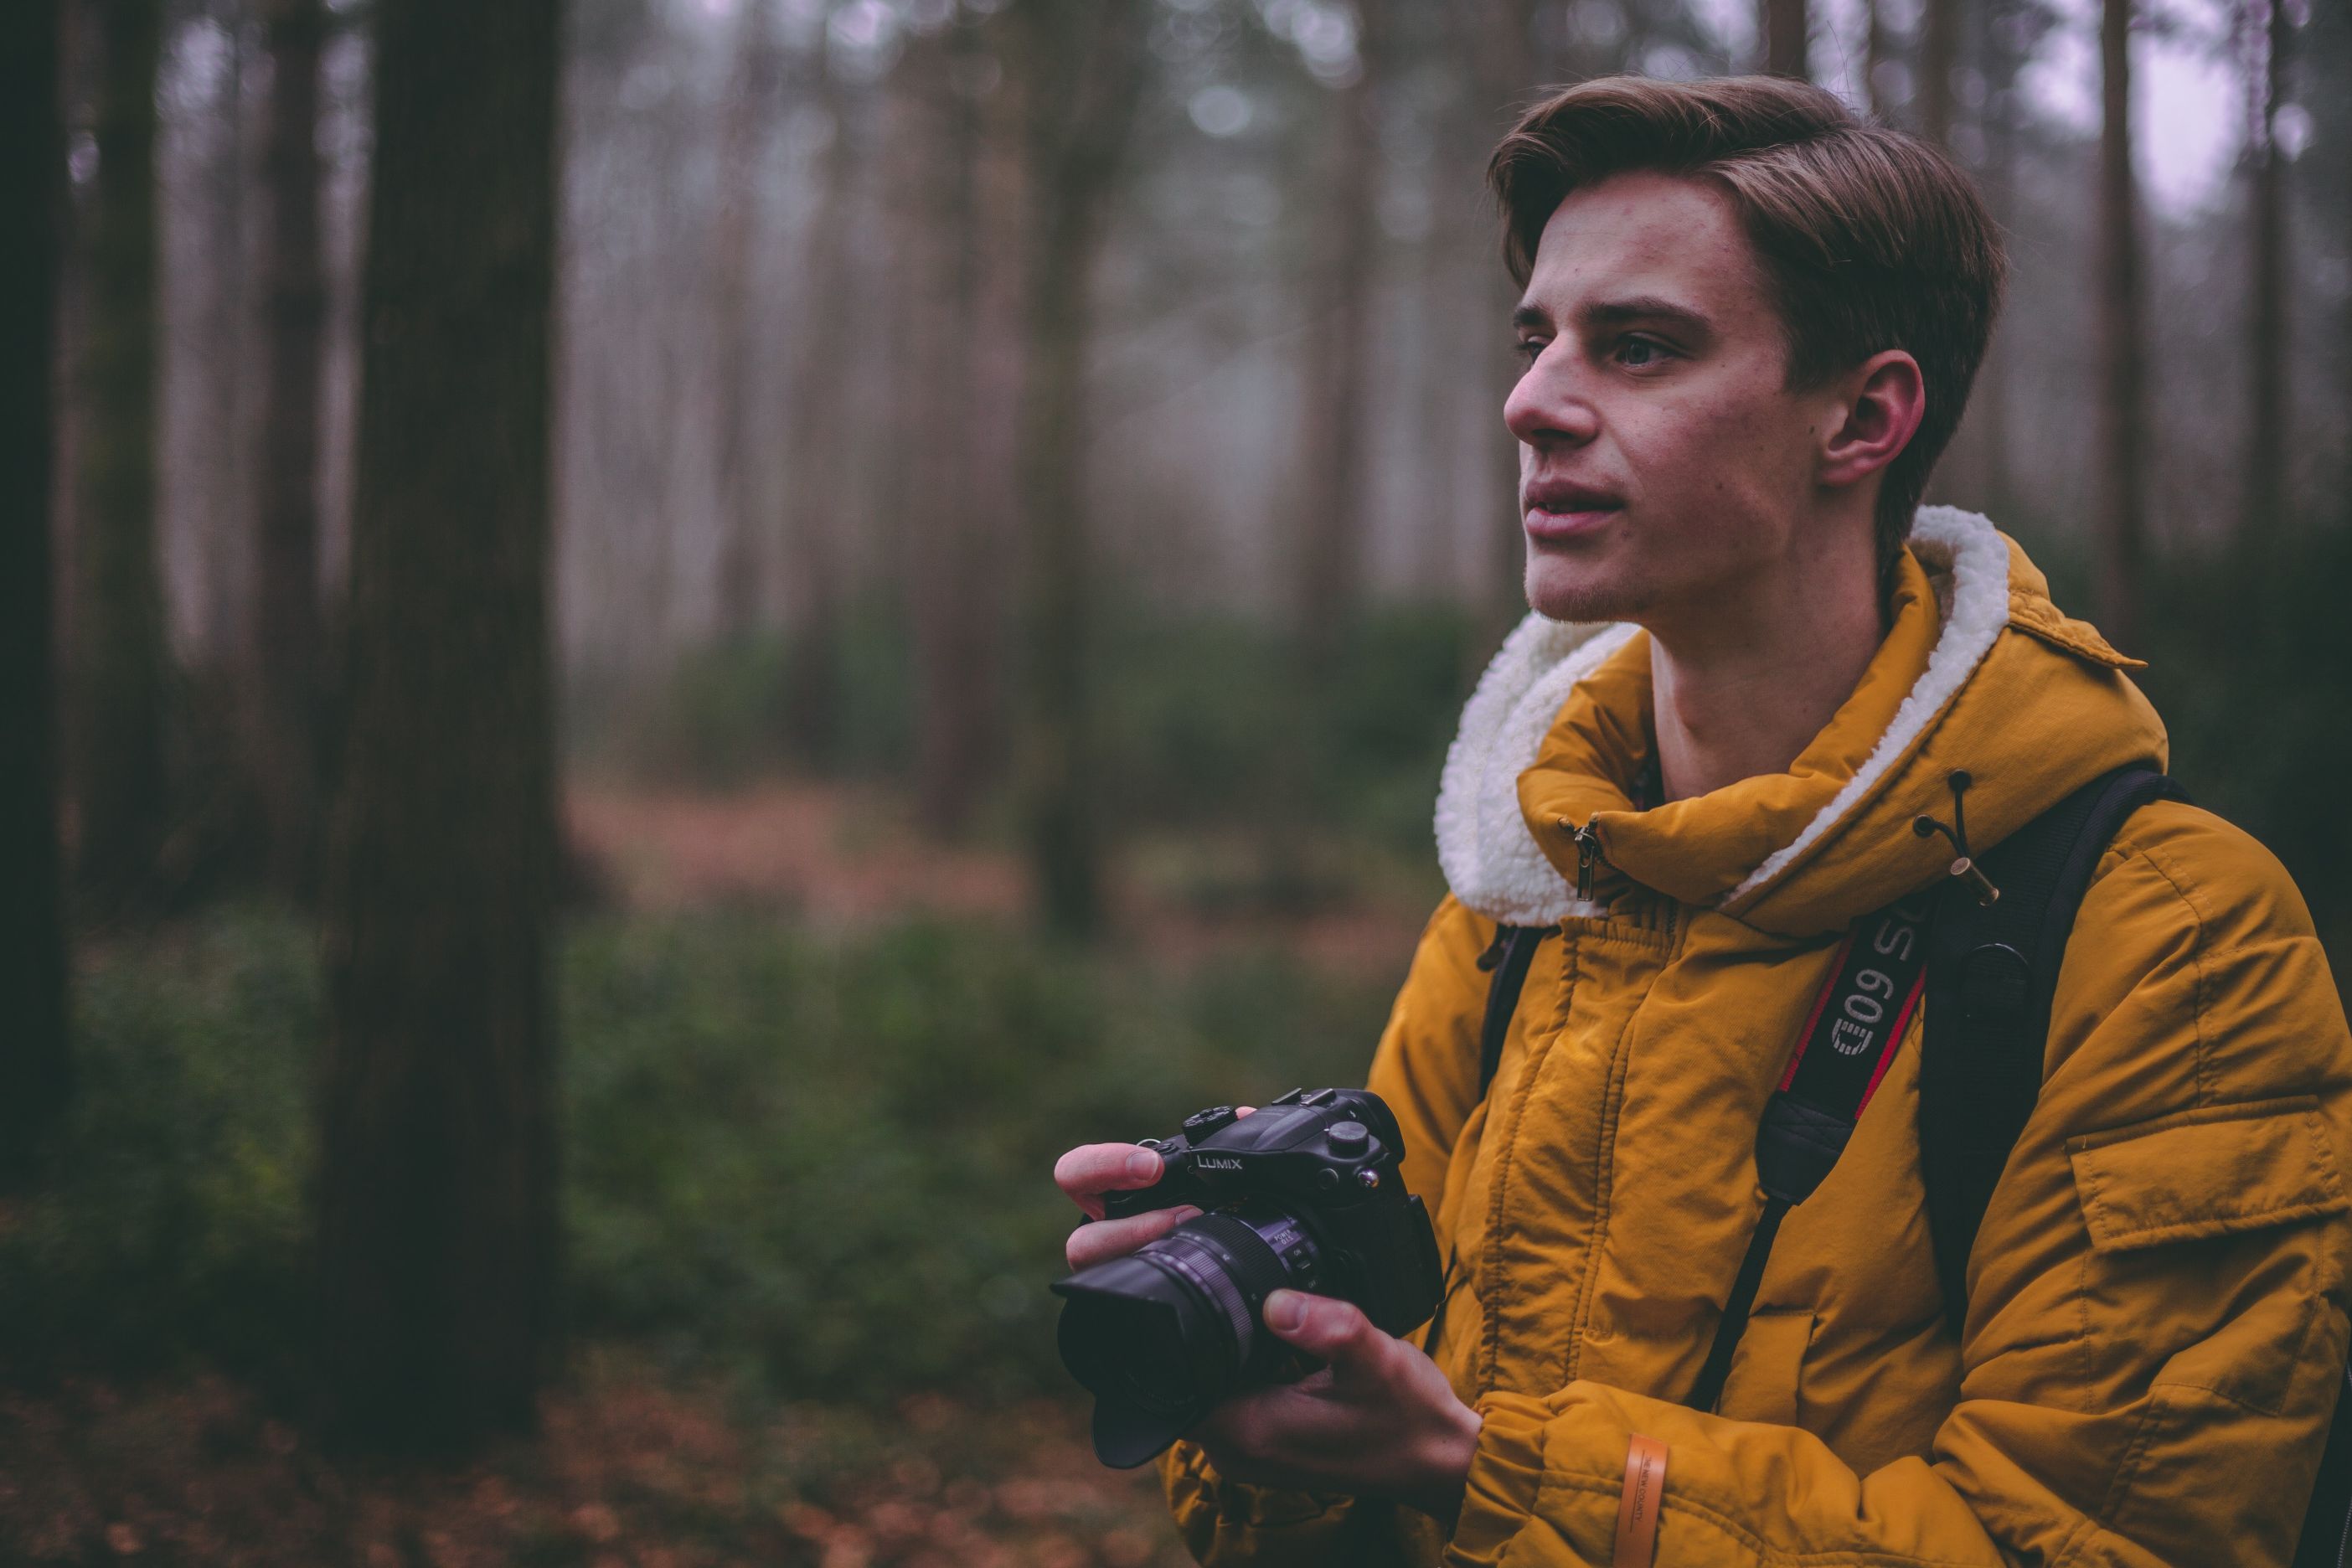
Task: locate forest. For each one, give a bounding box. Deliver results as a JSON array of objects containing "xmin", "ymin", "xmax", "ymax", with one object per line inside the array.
[{"xmin": 1, "ymin": 0, "xmax": 2347, "ymax": 1561}]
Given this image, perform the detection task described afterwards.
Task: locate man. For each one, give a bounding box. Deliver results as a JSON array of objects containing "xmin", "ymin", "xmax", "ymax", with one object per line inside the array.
[{"xmin": 1055, "ymin": 75, "xmax": 2352, "ymax": 1565}]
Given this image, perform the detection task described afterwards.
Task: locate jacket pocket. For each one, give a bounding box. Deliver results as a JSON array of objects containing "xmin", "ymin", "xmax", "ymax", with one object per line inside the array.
[
  {"xmin": 2066, "ymin": 1096, "xmax": 2349, "ymax": 1415},
  {"xmin": 2067, "ymin": 1096, "xmax": 2349, "ymax": 1253}
]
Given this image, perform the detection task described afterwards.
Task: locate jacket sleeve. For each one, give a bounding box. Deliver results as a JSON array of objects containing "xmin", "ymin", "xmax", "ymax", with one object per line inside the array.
[
  {"xmin": 1161, "ymin": 895, "xmax": 1497, "ymax": 1566},
  {"xmin": 1450, "ymin": 812, "xmax": 2352, "ymax": 1567}
]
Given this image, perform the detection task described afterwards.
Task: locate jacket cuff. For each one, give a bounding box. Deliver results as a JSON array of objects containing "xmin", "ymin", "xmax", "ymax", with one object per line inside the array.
[
  {"xmin": 1446, "ymin": 1390, "xmax": 1550, "ymax": 1565},
  {"xmin": 1163, "ymin": 1439, "xmax": 1360, "ymax": 1564}
]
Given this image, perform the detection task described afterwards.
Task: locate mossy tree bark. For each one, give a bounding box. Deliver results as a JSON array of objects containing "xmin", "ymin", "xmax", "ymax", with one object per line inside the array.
[
  {"xmin": 317, "ymin": 0, "xmax": 563, "ymax": 1452},
  {"xmin": 70, "ymin": 0, "xmax": 170, "ymax": 916},
  {"xmin": 0, "ymin": 0, "xmax": 73, "ymax": 1180}
]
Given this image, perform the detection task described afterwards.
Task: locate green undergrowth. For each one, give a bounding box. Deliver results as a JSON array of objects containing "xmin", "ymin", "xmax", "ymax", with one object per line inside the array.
[{"xmin": 0, "ymin": 908, "xmax": 1395, "ymax": 1408}]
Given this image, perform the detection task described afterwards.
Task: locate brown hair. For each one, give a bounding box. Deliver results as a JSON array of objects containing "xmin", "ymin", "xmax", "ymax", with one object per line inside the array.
[{"xmin": 1488, "ymin": 75, "xmax": 2006, "ymax": 580}]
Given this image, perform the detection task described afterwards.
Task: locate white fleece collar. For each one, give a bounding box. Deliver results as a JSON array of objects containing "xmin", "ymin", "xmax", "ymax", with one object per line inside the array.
[{"xmin": 1434, "ymin": 508, "xmax": 2012, "ymax": 925}]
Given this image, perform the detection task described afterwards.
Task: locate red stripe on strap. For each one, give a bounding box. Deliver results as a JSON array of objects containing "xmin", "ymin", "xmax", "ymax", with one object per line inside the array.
[
  {"xmin": 1856, "ymin": 967, "xmax": 1928, "ymax": 1114},
  {"xmin": 1780, "ymin": 932, "xmax": 1855, "ymax": 1092}
]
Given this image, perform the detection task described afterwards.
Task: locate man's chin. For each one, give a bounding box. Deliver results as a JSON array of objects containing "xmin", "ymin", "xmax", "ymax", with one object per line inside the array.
[{"xmin": 1524, "ymin": 556, "xmax": 1640, "ymax": 626}]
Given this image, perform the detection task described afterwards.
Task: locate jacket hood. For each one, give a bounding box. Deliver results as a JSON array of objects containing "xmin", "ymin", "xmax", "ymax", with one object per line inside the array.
[{"xmin": 1435, "ymin": 507, "xmax": 2169, "ymax": 937}]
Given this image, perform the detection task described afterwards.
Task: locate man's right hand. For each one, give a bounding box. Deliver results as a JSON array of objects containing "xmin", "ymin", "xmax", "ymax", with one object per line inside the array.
[
  {"xmin": 1052, "ymin": 1142, "xmax": 1200, "ymax": 1271},
  {"xmin": 1055, "ymin": 1106, "xmax": 1255, "ymax": 1271}
]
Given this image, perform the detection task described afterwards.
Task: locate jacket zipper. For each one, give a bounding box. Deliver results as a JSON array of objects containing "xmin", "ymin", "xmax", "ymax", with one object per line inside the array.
[{"xmin": 1572, "ymin": 823, "xmax": 1602, "ymax": 902}]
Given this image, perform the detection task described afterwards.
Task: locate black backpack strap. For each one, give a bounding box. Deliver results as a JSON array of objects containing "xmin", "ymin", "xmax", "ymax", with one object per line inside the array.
[
  {"xmin": 1476, "ymin": 924, "xmax": 1554, "ymax": 1097},
  {"xmin": 1685, "ymin": 896, "xmax": 1932, "ymax": 1411},
  {"xmin": 1916, "ymin": 763, "xmax": 2184, "ymax": 1339},
  {"xmin": 2299, "ymin": 1367, "xmax": 2352, "ymax": 1568}
]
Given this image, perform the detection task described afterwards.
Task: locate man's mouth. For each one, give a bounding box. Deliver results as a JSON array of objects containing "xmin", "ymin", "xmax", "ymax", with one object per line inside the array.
[{"xmin": 1523, "ymin": 482, "xmax": 1623, "ymax": 541}]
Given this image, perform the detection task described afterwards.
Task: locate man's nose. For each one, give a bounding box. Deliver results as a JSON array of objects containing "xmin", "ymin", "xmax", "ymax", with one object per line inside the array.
[{"xmin": 1504, "ymin": 347, "xmax": 1602, "ymax": 448}]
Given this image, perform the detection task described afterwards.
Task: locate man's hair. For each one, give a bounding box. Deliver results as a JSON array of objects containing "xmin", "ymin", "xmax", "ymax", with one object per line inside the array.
[{"xmin": 1488, "ymin": 75, "xmax": 2007, "ymax": 580}]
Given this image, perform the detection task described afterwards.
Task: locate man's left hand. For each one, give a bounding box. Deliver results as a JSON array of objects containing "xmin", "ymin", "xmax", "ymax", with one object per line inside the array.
[{"xmin": 1189, "ymin": 1289, "xmax": 1482, "ymax": 1524}]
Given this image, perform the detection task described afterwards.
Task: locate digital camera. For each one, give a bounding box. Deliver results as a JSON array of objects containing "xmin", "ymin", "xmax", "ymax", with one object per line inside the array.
[{"xmin": 1050, "ymin": 1087, "xmax": 1444, "ymax": 1467}]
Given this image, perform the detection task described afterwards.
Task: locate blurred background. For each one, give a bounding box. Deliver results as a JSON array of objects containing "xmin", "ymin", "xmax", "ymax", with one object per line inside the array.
[{"xmin": 0, "ymin": 0, "xmax": 2346, "ymax": 1561}]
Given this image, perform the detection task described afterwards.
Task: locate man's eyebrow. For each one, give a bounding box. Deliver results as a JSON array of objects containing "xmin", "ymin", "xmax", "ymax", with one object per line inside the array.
[
  {"xmin": 1581, "ymin": 295, "xmax": 1715, "ymax": 333},
  {"xmin": 1511, "ymin": 296, "xmax": 1715, "ymax": 334}
]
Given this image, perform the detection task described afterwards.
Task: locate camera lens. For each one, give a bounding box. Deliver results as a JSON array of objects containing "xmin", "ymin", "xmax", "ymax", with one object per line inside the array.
[{"xmin": 1052, "ymin": 1203, "xmax": 1323, "ymax": 1467}]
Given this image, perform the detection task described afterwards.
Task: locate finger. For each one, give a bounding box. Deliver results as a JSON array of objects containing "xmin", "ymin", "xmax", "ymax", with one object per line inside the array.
[
  {"xmin": 1053, "ymin": 1143, "xmax": 1164, "ymax": 1218},
  {"xmin": 1065, "ymin": 1205, "xmax": 1200, "ymax": 1271},
  {"xmin": 1262, "ymin": 1291, "xmax": 1387, "ymax": 1373}
]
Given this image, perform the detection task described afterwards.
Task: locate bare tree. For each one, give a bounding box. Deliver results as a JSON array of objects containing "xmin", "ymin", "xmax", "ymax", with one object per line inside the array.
[
  {"xmin": 2241, "ymin": 0, "xmax": 2288, "ymax": 554},
  {"xmin": 1866, "ymin": 0, "xmax": 1892, "ymax": 117},
  {"xmin": 1969, "ymin": 0, "xmax": 2028, "ymax": 521},
  {"xmin": 781, "ymin": 59, "xmax": 854, "ymax": 766},
  {"xmin": 250, "ymin": 0, "xmax": 328, "ymax": 898},
  {"xmin": 1451, "ymin": 0, "xmax": 1547, "ymax": 632},
  {"xmin": 2095, "ymin": 0, "xmax": 2146, "ymax": 649},
  {"xmin": 1762, "ymin": 0, "xmax": 1808, "ymax": 78},
  {"xmin": 70, "ymin": 0, "xmax": 170, "ymax": 914},
  {"xmin": 1293, "ymin": 3, "xmax": 1385, "ymax": 667},
  {"xmin": 902, "ymin": 17, "xmax": 1010, "ymax": 833},
  {"xmin": 709, "ymin": 0, "xmax": 781, "ymax": 643},
  {"xmin": 1920, "ymin": 0, "xmax": 1957, "ymax": 143},
  {"xmin": 317, "ymin": 0, "xmax": 562, "ymax": 1452},
  {"xmin": 1005, "ymin": 0, "xmax": 1149, "ymax": 937},
  {"xmin": 1, "ymin": 0, "xmax": 72, "ymax": 1178}
]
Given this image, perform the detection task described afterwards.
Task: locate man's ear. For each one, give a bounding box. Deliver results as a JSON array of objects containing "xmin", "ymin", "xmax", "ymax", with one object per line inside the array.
[{"xmin": 1818, "ymin": 349, "xmax": 1926, "ymax": 490}]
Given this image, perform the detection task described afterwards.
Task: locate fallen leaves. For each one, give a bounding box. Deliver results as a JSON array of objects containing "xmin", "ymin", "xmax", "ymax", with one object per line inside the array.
[{"xmin": 0, "ymin": 1357, "xmax": 1190, "ymax": 1567}]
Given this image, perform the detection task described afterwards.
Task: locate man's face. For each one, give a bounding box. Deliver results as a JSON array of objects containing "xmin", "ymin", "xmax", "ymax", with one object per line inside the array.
[{"xmin": 1504, "ymin": 170, "xmax": 1838, "ymax": 630}]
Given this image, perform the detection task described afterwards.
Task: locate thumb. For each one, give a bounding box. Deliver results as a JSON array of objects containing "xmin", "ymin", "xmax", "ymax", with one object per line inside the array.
[{"xmin": 1263, "ymin": 1291, "xmax": 1384, "ymax": 1369}]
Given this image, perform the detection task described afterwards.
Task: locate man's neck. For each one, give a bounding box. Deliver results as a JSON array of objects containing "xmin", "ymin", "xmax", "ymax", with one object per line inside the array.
[{"xmin": 1645, "ymin": 530, "xmax": 1887, "ymax": 805}]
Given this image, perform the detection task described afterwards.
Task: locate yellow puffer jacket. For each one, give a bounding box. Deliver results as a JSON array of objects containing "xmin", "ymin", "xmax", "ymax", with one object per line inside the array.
[{"xmin": 1163, "ymin": 512, "xmax": 2352, "ymax": 1566}]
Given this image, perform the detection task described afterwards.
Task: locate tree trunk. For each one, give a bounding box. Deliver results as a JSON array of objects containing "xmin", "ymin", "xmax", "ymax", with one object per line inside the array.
[
  {"xmin": 1448, "ymin": 0, "xmax": 1545, "ymax": 637},
  {"xmin": 0, "ymin": 0, "xmax": 73, "ymax": 1179},
  {"xmin": 251, "ymin": 0, "xmax": 327, "ymax": 899},
  {"xmin": 1762, "ymin": 0, "xmax": 1808, "ymax": 79},
  {"xmin": 1974, "ymin": 0, "xmax": 2019, "ymax": 519},
  {"xmin": 1866, "ymin": 0, "xmax": 1890, "ymax": 117},
  {"xmin": 70, "ymin": 0, "xmax": 169, "ymax": 916},
  {"xmin": 2241, "ymin": 0, "xmax": 2288, "ymax": 556},
  {"xmin": 907, "ymin": 18, "xmax": 1008, "ymax": 833},
  {"xmin": 1008, "ymin": 0, "xmax": 1148, "ymax": 939},
  {"xmin": 317, "ymin": 0, "xmax": 562, "ymax": 1453},
  {"xmin": 1293, "ymin": 23, "xmax": 1381, "ymax": 668},
  {"xmin": 781, "ymin": 65, "xmax": 854, "ymax": 768},
  {"xmin": 2094, "ymin": 0, "xmax": 2145, "ymax": 652},
  {"xmin": 1920, "ymin": 0, "xmax": 1957, "ymax": 144},
  {"xmin": 709, "ymin": 0, "xmax": 778, "ymax": 644}
]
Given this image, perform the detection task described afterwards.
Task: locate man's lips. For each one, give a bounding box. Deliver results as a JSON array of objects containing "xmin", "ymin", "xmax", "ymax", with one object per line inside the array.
[{"xmin": 1523, "ymin": 481, "xmax": 1623, "ymax": 541}]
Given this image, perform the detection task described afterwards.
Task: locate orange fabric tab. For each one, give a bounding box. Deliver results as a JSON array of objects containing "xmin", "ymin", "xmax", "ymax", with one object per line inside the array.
[{"xmin": 1612, "ymin": 1432, "xmax": 1669, "ymax": 1568}]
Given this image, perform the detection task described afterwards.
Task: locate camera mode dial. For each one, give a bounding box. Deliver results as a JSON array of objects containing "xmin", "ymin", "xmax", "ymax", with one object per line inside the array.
[
  {"xmin": 1327, "ymin": 1120, "xmax": 1370, "ymax": 1157},
  {"xmin": 1182, "ymin": 1105, "xmax": 1239, "ymax": 1138}
]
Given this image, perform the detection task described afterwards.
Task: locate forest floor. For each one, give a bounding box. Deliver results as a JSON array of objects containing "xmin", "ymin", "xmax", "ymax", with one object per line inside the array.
[
  {"xmin": 565, "ymin": 780, "xmax": 1432, "ymax": 978},
  {"xmin": 0, "ymin": 1355, "xmax": 1186, "ymax": 1567},
  {"xmin": 6, "ymin": 779, "xmax": 1430, "ymax": 1567}
]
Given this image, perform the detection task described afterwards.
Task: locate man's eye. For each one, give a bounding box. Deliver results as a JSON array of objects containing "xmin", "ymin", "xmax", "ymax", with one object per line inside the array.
[
  {"xmin": 1615, "ymin": 336, "xmax": 1668, "ymax": 367},
  {"xmin": 1513, "ymin": 338, "xmax": 1547, "ymax": 364}
]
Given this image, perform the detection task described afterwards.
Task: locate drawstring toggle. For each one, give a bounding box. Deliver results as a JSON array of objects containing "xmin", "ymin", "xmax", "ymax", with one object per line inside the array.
[{"xmin": 1914, "ymin": 770, "xmax": 2001, "ymax": 905}]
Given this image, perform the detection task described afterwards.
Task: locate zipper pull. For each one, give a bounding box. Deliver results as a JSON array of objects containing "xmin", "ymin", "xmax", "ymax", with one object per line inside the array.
[{"xmin": 1571, "ymin": 821, "xmax": 1602, "ymax": 901}]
